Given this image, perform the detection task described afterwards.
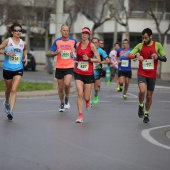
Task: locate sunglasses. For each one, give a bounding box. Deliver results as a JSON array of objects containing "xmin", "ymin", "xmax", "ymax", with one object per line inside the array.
[{"xmin": 14, "ymin": 29, "xmax": 22, "ymax": 33}]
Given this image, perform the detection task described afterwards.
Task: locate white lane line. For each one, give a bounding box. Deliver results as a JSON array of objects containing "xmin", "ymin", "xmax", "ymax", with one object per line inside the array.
[
  {"xmin": 0, "ymin": 109, "xmax": 58, "ymax": 115},
  {"xmin": 122, "ymin": 100, "xmax": 138, "ymax": 102},
  {"xmin": 141, "ymin": 125, "xmax": 170, "ymax": 150},
  {"xmin": 157, "ymin": 101, "xmax": 170, "ymax": 103},
  {"xmin": 155, "ymin": 86, "xmax": 170, "ymax": 89},
  {"xmin": 98, "ymin": 101, "xmax": 110, "ymax": 103},
  {"xmin": 107, "ymin": 93, "xmax": 138, "ymax": 98},
  {"xmin": 127, "ymin": 93, "xmax": 138, "ymax": 98}
]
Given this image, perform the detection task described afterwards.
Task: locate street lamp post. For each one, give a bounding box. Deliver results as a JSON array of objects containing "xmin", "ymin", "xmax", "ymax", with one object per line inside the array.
[{"xmin": 53, "ymin": 0, "xmax": 63, "ymax": 89}]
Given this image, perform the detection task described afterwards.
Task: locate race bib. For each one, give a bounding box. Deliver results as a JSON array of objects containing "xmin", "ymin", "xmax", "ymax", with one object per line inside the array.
[
  {"xmin": 61, "ymin": 50, "xmax": 71, "ymax": 59},
  {"xmin": 142, "ymin": 59, "xmax": 154, "ymax": 70},
  {"xmin": 77, "ymin": 61, "xmax": 89, "ymax": 71},
  {"xmin": 8, "ymin": 55, "xmax": 20, "ymax": 64},
  {"xmin": 121, "ymin": 60, "xmax": 129, "ymax": 67}
]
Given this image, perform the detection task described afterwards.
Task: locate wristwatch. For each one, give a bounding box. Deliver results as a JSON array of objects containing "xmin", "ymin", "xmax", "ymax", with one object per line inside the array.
[{"xmin": 4, "ymin": 51, "xmax": 7, "ymax": 55}]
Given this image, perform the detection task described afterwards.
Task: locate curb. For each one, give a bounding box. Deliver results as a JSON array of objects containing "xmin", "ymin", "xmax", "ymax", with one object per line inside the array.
[{"xmin": 0, "ymin": 87, "xmax": 76, "ymax": 98}]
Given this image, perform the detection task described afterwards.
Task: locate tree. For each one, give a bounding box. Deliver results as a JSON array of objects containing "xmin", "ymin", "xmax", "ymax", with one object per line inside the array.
[
  {"xmin": 73, "ymin": 0, "xmax": 115, "ymax": 36},
  {"xmin": 109, "ymin": 0, "xmax": 138, "ymax": 40},
  {"xmin": 0, "ymin": 0, "xmax": 55, "ymax": 51},
  {"xmin": 144, "ymin": 0, "xmax": 170, "ymax": 45},
  {"xmin": 64, "ymin": 0, "xmax": 79, "ymax": 33}
]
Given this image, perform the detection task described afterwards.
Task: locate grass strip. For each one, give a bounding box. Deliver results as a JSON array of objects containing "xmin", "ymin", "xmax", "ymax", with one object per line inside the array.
[{"xmin": 0, "ymin": 80, "xmax": 53, "ymax": 92}]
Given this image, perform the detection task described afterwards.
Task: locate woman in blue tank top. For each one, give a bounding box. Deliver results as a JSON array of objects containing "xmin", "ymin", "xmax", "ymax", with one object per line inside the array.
[{"xmin": 0, "ymin": 22, "xmax": 27, "ymax": 120}]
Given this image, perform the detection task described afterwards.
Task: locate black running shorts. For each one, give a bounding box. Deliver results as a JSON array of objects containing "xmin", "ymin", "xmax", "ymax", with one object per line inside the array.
[
  {"xmin": 118, "ymin": 70, "xmax": 132, "ymax": 79},
  {"xmin": 138, "ymin": 74, "xmax": 156, "ymax": 91},
  {"xmin": 74, "ymin": 72, "xmax": 95, "ymax": 84},
  {"xmin": 55, "ymin": 68, "xmax": 74, "ymax": 79},
  {"xmin": 3, "ymin": 69, "xmax": 23, "ymax": 80}
]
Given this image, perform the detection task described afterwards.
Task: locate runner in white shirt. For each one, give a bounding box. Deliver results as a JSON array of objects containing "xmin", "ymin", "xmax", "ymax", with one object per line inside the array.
[{"xmin": 109, "ymin": 42, "xmax": 120, "ymax": 91}]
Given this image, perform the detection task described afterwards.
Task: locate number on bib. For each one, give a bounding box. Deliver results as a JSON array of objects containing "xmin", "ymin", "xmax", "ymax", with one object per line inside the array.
[
  {"xmin": 142, "ymin": 59, "xmax": 154, "ymax": 70},
  {"xmin": 77, "ymin": 61, "xmax": 89, "ymax": 71},
  {"xmin": 61, "ymin": 50, "xmax": 71, "ymax": 59},
  {"xmin": 9, "ymin": 55, "xmax": 20, "ymax": 64},
  {"xmin": 121, "ymin": 60, "xmax": 129, "ymax": 67}
]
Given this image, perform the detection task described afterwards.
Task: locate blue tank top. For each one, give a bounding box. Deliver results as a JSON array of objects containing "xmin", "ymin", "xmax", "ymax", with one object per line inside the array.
[{"xmin": 3, "ymin": 37, "xmax": 24, "ymax": 71}]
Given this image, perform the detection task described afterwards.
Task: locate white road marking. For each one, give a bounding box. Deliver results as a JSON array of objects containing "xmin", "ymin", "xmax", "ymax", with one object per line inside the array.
[
  {"xmin": 107, "ymin": 93, "xmax": 138, "ymax": 98},
  {"xmin": 141, "ymin": 125, "xmax": 170, "ymax": 150},
  {"xmin": 122, "ymin": 100, "xmax": 138, "ymax": 102},
  {"xmin": 155, "ymin": 85, "xmax": 170, "ymax": 89},
  {"xmin": 166, "ymin": 131, "xmax": 170, "ymax": 139},
  {"xmin": 98, "ymin": 101, "xmax": 110, "ymax": 103},
  {"xmin": 126, "ymin": 93, "xmax": 138, "ymax": 98},
  {"xmin": 157, "ymin": 101, "xmax": 170, "ymax": 103},
  {"xmin": 0, "ymin": 109, "xmax": 58, "ymax": 115}
]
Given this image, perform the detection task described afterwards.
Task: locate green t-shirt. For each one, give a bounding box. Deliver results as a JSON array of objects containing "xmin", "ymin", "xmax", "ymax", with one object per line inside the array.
[{"xmin": 131, "ymin": 42, "xmax": 165, "ymax": 57}]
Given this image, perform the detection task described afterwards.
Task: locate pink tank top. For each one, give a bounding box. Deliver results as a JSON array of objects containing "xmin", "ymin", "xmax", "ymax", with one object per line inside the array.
[{"xmin": 75, "ymin": 42, "xmax": 94, "ymax": 75}]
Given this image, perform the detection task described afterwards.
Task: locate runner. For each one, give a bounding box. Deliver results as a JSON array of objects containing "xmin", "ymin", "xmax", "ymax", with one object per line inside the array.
[
  {"xmin": 127, "ymin": 28, "xmax": 167, "ymax": 123},
  {"xmin": 109, "ymin": 42, "xmax": 120, "ymax": 91},
  {"xmin": 91, "ymin": 37, "xmax": 110, "ymax": 104},
  {"xmin": 117, "ymin": 39, "xmax": 132, "ymax": 99},
  {"xmin": 99, "ymin": 39, "xmax": 104, "ymax": 49},
  {"xmin": 50, "ymin": 24, "xmax": 77, "ymax": 112},
  {"xmin": 0, "ymin": 22, "xmax": 27, "ymax": 120},
  {"xmin": 98, "ymin": 39, "xmax": 105, "ymax": 89},
  {"xmin": 74, "ymin": 27, "xmax": 101, "ymax": 123}
]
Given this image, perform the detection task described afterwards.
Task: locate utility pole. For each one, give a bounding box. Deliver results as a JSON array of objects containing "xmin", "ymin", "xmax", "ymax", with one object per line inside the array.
[
  {"xmin": 53, "ymin": 0, "xmax": 64, "ymax": 89},
  {"xmin": 25, "ymin": 17, "xmax": 30, "ymax": 52},
  {"xmin": 55, "ymin": 0, "xmax": 63, "ymax": 38},
  {"xmin": 113, "ymin": 20, "xmax": 118, "ymax": 46}
]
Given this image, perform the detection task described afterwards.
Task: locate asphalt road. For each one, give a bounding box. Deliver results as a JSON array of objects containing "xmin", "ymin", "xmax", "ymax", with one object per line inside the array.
[{"xmin": 0, "ymin": 71, "xmax": 170, "ymax": 170}]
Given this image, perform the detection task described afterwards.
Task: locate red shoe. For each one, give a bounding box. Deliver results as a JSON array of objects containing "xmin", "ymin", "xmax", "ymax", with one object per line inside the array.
[
  {"xmin": 75, "ymin": 115, "xmax": 83, "ymax": 123},
  {"xmin": 86, "ymin": 101, "xmax": 91, "ymax": 111}
]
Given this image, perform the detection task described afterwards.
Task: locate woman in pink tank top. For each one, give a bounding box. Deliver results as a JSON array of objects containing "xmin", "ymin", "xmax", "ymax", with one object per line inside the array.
[{"xmin": 74, "ymin": 27, "xmax": 101, "ymax": 123}]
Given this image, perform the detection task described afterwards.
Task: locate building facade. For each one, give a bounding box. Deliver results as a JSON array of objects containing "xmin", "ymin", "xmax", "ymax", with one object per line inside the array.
[{"xmin": 0, "ymin": 0, "xmax": 170, "ymax": 78}]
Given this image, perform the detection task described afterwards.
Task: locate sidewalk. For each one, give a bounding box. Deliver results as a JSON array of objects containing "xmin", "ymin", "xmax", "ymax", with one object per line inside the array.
[
  {"xmin": 0, "ymin": 66, "xmax": 169, "ymax": 98},
  {"xmin": 0, "ymin": 86, "xmax": 76, "ymax": 98},
  {"xmin": 0, "ymin": 78, "xmax": 169, "ymax": 98}
]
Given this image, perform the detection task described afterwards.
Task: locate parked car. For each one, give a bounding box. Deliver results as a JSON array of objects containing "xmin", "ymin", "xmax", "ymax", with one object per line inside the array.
[{"xmin": 23, "ymin": 53, "xmax": 36, "ymax": 71}]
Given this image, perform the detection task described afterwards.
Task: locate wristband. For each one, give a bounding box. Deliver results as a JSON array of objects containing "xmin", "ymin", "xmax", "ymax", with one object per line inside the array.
[
  {"xmin": 4, "ymin": 51, "xmax": 7, "ymax": 55},
  {"xmin": 25, "ymin": 55, "xmax": 27, "ymax": 59},
  {"xmin": 88, "ymin": 58, "xmax": 91, "ymax": 62},
  {"xmin": 158, "ymin": 56, "xmax": 167, "ymax": 62}
]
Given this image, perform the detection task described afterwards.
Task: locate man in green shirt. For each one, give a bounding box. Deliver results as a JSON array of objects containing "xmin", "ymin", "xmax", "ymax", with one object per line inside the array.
[{"xmin": 128, "ymin": 28, "xmax": 167, "ymax": 123}]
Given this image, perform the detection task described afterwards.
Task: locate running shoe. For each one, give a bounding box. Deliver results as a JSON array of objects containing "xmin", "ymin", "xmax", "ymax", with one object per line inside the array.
[
  {"xmin": 3, "ymin": 101, "xmax": 10, "ymax": 114},
  {"xmin": 116, "ymin": 87, "xmax": 120, "ymax": 92},
  {"xmin": 75, "ymin": 115, "xmax": 83, "ymax": 123},
  {"xmin": 143, "ymin": 114, "xmax": 149, "ymax": 123},
  {"xmin": 59, "ymin": 103, "xmax": 65, "ymax": 112},
  {"xmin": 64, "ymin": 97, "xmax": 70, "ymax": 109},
  {"xmin": 93, "ymin": 96, "xmax": 99, "ymax": 104},
  {"xmin": 86, "ymin": 101, "xmax": 91, "ymax": 111},
  {"xmin": 117, "ymin": 86, "xmax": 123, "ymax": 92},
  {"xmin": 138, "ymin": 104, "xmax": 144, "ymax": 118},
  {"xmin": 90, "ymin": 100, "xmax": 93, "ymax": 108},
  {"xmin": 123, "ymin": 94, "xmax": 127, "ymax": 99},
  {"xmin": 7, "ymin": 111, "xmax": 13, "ymax": 120}
]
